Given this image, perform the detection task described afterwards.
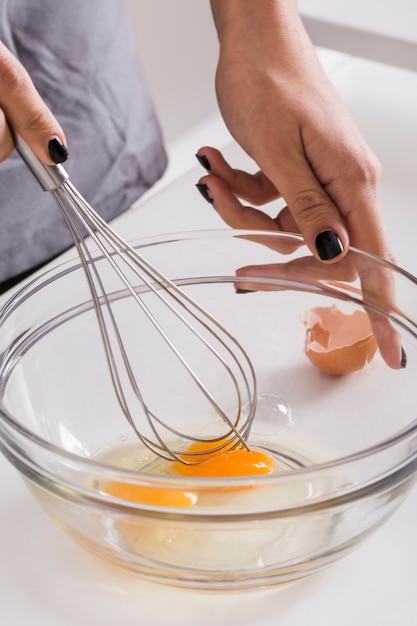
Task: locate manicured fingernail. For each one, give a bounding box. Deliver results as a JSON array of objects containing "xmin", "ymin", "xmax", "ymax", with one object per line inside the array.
[
  {"xmin": 401, "ymin": 346, "xmax": 407, "ymax": 368},
  {"xmin": 236, "ymin": 288, "xmax": 254, "ymax": 294},
  {"xmin": 196, "ymin": 183, "xmax": 214, "ymax": 204},
  {"xmin": 48, "ymin": 136, "xmax": 68, "ymax": 164},
  {"xmin": 195, "ymin": 153, "xmax": 211, "ymax": 171},
  {"xmin": 315, "ymin": 230, "xmax": 344, "ymax": 260}
]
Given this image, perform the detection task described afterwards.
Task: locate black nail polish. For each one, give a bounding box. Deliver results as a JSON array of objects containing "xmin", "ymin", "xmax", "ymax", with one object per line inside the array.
[
  {"xmin": 48, "ymin": 136, "xmax": 68, "ymax": 164},
  {"xmin": 401, "ymin": 346, "xmax": 407, "ymax": 368},
  {"xmin": 315, "ymin": 230, "xmax": 344, "ymax": 261},
  {"xmin": 196, "ymin": 183, "xmax": 214, "ymax": 204},
  {"xmin": 195, "ymin": 153, "xmax": 211, "ymax": 171}
]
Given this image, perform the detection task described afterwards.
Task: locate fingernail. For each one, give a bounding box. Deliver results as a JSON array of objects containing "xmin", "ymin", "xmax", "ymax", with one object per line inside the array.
[
  {"xmin": 195, "ymin": 153, "xmax": 211, "ymax": 171},
  {"xmin": 401, "ymin": 346, "xmax": 407, "ymax": 368},
  {"xmin": 196, "ymin": 183, "xmax": 214, "ymax": 204},
  {"xmin": 315, "ymin": 230, "xmax": 344, "ymax": 261},
  {"xmin": 236, "ymin": 288, "xmax": 254, "ymax": 294},
  {"xmin": 48, "ymin": 136, "xmax": 68, "ymax": 164}
]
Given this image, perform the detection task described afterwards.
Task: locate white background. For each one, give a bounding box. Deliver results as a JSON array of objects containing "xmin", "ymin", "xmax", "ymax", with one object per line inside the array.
[{"xmin": 2, "ymin": 2, "xmax": 417, "ymax": 624}]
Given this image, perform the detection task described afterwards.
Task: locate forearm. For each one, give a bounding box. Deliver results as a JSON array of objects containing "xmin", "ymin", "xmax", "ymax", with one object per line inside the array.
[
  {"xmin": 208, "ymin": 0, "xmax": 324, "ymax": 162},
  {"xmin": 209, "ymin": 0, "xmax": 319, "ymax": 90},
  {"xmin": 210, "ymin": 0, "xmax": 301, "ymax": 47}
]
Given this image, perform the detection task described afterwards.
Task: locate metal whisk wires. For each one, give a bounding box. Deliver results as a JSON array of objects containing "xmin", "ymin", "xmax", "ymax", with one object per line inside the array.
[{"xmin": 14, "ymin": 133, "xmax": 257, "ymax": 463}]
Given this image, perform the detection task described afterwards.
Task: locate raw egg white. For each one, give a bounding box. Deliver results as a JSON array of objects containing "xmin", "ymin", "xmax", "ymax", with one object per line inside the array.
[{"xmin": 104, "ymin": 439, "xmax": 274, "ymax": 508}]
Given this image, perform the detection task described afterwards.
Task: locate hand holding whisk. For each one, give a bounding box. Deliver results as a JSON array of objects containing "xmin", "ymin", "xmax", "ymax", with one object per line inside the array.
[{"xmin": 13, "ymin": 132, "xmax": 257, "ymax": 463}]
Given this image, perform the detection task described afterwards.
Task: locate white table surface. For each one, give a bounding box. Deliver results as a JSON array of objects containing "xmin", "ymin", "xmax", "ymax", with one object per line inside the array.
[
  {"xmin": 300, "ymin": 0, "xmax": 417, "ymax": 71},
  {"xmin": 2, "ymin": 38, "xmax": 417, "ymax": 626}
]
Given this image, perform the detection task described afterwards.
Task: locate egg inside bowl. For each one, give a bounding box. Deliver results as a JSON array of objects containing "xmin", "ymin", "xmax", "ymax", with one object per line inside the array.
[{"xmin": 0, "ymin": 229, "xmax": 417, "ymax": 591}]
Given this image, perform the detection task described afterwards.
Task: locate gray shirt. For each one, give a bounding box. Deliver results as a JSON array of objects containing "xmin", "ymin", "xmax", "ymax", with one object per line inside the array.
[{"xmin": 0, "ymin": 0, "xmax": 167, "ymax": 285}]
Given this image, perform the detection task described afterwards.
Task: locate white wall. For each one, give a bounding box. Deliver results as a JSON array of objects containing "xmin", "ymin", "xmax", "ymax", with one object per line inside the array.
[{"xmin": 126, "ymin": 1, "xmax": 220, "ymax": 145}]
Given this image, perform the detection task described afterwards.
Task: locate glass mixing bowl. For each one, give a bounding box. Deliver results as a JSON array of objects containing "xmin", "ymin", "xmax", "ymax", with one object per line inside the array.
[{"xmin": 1, "ymin": 229, "xmax": 417, "ymax": 591}]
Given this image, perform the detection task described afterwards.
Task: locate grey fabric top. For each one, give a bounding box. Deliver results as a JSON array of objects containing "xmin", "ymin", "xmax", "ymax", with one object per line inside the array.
[{"xmin": 0, "ymin": 0, "xmax": 167, "ymax": 284}]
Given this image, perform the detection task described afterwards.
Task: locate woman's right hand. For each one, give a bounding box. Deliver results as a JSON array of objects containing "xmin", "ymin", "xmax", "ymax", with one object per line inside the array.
[
  {"xmin": 0, "ymin": 41, "xmax": 67, "ymax": 164},
  {"xmin": 196, "ymin": 147, "xmax": 405, "ymax": 370}
]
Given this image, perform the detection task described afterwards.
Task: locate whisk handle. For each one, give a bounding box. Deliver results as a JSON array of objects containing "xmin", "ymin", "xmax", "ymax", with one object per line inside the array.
[{"xmin": 12, "ymin": 131, "xmax": 69, "ymax": 192}]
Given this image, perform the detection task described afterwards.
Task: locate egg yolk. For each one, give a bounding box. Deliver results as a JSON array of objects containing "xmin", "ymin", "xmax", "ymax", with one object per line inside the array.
[
  {"xmin": 105, "ymin": 480, "xmax": 198, "ymax": 508},
  {"xmin": 170, "ymin": 439, "xmax": 275, "ymax": 478},
  {"xmin": 175, "ymin": 437, "xmax": 234, "ymax": 463},
  {"xmin": 104, "ymin": 440, "xmax": 274, "ymax": 508}
]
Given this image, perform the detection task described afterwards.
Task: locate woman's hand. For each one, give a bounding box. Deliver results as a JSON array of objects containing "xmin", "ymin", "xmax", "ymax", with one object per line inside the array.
[
  {"xmin": 207, "ymin": 0, "xmax": 394, "ymax": 266},
  {"xmin": 200, "ymin": 2, "xmax": 403, "ymax": 369},
  {"xmin": 0, "ymin": 41, "xmax": 67, "ymax": 164},
  {"xmin": 196, "ymin": 146, "xmax": 298, "ymax": 235},
  {"xmin": 196, "ymin": 147, "xmax": 404, "ymax": 370}
]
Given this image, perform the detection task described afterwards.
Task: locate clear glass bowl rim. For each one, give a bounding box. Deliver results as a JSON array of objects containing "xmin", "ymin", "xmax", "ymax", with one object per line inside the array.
[{"xmin": 1, "ymin": 228, "xmax": 417, "ymax": 491}]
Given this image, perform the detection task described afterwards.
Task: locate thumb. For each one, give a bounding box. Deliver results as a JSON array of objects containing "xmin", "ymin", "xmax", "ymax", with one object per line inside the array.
[
  {"xmin": 0, "ymin": 41, "xmax": 68, "ymax": 165},
  {"xmin": 277, "ymin": 165, "xmax": 349, "ymax": 263}
]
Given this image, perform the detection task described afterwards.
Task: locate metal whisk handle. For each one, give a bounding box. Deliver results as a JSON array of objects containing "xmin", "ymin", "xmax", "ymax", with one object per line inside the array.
[{"xmin": 12, "ymin": 131, "xmax": 69, "ymax": 192}]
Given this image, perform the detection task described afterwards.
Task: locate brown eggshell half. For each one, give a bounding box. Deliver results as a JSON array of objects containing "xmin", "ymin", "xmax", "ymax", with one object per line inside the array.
[{"xmin": 302, "ymin": 305, "xmax": 378, "ymax": 376}]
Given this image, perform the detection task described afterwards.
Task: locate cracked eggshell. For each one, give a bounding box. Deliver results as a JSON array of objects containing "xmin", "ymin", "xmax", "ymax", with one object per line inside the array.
[{"xmin": 302, "ymin": 304, "xmax": 378, "ymax": 376}]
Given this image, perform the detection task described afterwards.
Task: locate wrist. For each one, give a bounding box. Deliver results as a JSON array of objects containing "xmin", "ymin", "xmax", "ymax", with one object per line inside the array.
[
  {"xmin": 209, "ymin": 0, "xmax": 300, "ymax": 44},
  {"xmin": 210, "ymin": 0, "xmax": 318, "ymax": 82}
]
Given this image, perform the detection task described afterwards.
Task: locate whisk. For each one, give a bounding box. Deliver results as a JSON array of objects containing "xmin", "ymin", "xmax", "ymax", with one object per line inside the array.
[{"xmin": 14, "ymin": 133, "xmax": 257, "ymax": 463}]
